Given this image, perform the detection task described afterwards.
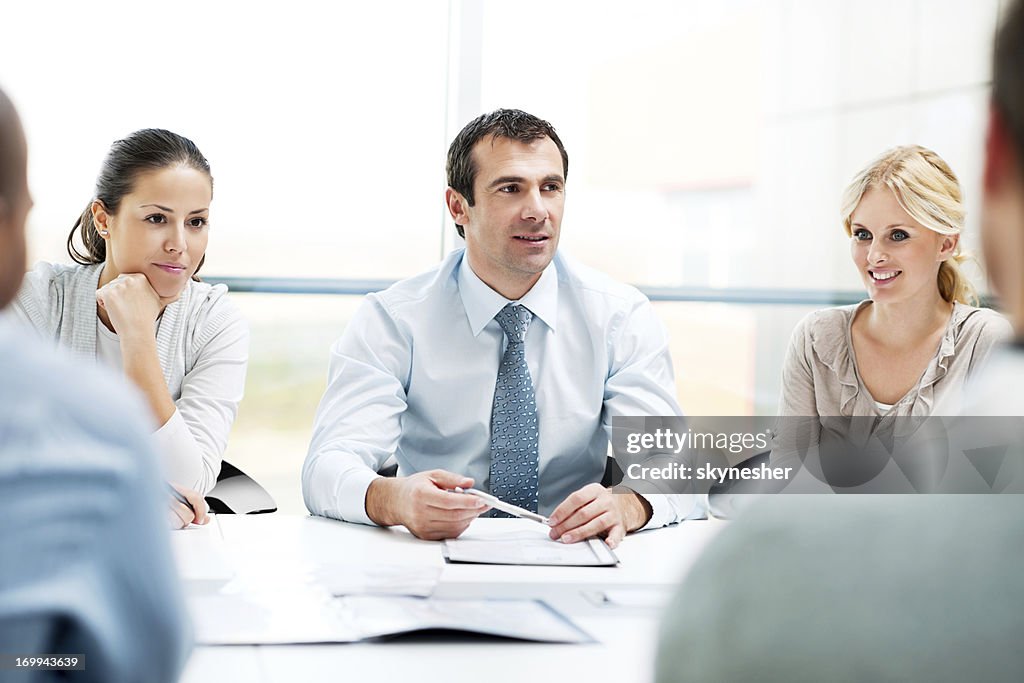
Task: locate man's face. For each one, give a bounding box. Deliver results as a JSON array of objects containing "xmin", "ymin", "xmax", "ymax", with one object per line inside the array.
[
  {"xmin": 451, "ymin": 135, "xmax": 565, "ymax": 298},
  {"xmin": 981, "ymin": 107, "xmax": 1024, "ymax": 333},
  {"xmin": 0, "ymin": 113, "xmax": 30, "ymax": 309},
  {"xmin": 981, "ymin": 186, "xmax": 1024, "ymax": 325}
]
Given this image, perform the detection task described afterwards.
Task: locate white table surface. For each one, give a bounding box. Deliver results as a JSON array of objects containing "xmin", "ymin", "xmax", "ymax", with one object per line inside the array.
[{"xmin": 176, "ymin": 514, "xmax": 728, "ymax": 683}]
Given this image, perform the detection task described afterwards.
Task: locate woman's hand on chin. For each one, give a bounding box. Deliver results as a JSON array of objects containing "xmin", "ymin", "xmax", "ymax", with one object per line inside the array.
[{"xmin": 96, "ymin": 273, "xmax": 167, "ymax": 337}]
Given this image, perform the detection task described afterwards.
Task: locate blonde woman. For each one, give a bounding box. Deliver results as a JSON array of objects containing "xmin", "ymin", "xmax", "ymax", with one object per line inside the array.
[{"xmin": 775, "ymin": 146, "xmax": 1011, "ymax": 474}]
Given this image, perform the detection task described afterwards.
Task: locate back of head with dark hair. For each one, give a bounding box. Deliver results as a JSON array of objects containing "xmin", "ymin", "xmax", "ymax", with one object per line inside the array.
[
  {"xmin": 67, "ymin": 128, "xmax": 212, "ymax": 277},
  {"xmin": 994, "ymin": 0, "xmax": 1024, "ymax": 175},
  {"xmin": 0, "ymin": 88, "xmax": 18, "ymax": 209},
  {"xmin": 446, "ymin": 108, "xmax": 569, "ymax": 238},
  {"xmin": 0, "ymin": 86, "xmax": 28, "ymax": 309}
]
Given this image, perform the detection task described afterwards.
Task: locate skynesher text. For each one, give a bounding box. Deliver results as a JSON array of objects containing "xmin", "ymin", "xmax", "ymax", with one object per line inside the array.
[{"xmin": 626, "ymin": 462, "xmax": 793, "ymax": 485}]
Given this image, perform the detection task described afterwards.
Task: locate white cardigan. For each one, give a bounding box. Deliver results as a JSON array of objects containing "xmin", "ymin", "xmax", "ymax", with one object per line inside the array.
[{"xmin": 13, "ymin": 261, "xmax": 249, "ymax": 494}]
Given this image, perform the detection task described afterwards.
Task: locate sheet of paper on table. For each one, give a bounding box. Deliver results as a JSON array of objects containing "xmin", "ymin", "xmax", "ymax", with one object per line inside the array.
[
  {"xmin": 441, "ymin": 530, "xmax": 619, "ymax": 566},
  {"xmin": 188, "ymin": 592, "xmax": 592, "ymax": 645},
  {"xmin": 582, "ymin": 587, "xmax": 674, "ymax": 609},
  {"xmin": 170, "ymin": 515, "xmax": 234, "ymax": 591},
  {"xmin": 311, "ymin": 563, "xmax": 442, "ymax": 598}
]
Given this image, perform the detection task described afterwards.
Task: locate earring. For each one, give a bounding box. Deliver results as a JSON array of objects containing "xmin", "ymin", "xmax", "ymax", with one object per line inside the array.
[{"xmin": 99, "ymin": 229, "xmax": 109, "ymax": 236}]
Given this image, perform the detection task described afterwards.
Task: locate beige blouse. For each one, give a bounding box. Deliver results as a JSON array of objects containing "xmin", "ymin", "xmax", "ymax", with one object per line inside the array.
[{"xmin": 775, "ymin": 301, "xmax": 1012, "ymax": 464}]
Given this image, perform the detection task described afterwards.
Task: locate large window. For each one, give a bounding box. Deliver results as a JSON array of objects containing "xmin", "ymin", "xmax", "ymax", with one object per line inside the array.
[
  {"xmin": 3, "ymin": 1, "xmax": 451, "ymax": 279},
  {"xmin": 4, "ymin": 1, "xmax": 1000, "ymax": 289},
  {"xmin": 468, "ymin": 0, "xmax": 1001, "ymax": 293}
]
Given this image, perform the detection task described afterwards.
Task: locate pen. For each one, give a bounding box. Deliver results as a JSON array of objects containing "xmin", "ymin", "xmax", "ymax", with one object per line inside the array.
[
  {"xmin": 453, "ymin": 487, "xmax": 552, "ymax": 526},
  {"xmin": 167, "ymin": 483, "xmax": 195, "ymax": 514}
]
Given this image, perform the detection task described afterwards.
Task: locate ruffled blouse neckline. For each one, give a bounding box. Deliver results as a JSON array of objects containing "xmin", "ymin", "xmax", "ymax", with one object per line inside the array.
[{"xmin": 812, "ymin": 300, "xmax": 966, "ymax": 417}]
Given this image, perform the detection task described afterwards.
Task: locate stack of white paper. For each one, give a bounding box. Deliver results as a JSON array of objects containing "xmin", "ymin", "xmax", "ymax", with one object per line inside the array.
[
  {"xmin": 188, "ymin": 593, "xmax": 592, "ymax": 645},
  {"xmin": 311, "ymin": 563, "xmax": 441, "ymax": 598},
  {"xmin": 170, "ymin": 516, "xmax": 234, "ymax": 592}
]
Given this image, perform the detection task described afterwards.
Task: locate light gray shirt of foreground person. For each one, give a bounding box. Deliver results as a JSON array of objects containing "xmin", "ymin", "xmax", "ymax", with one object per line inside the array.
[
  {"xmin": 655, "ymin": 494, "xmax": 1024, "ymax": 683},
  {"xmin": 0, "ymin": 316, "xmax": 190, "ymax": 683}
]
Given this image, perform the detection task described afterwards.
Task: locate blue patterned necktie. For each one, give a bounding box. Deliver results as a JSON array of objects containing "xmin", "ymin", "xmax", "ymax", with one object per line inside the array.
[{"xmin": 488, "ymin": 303, "xmax": 540, "ymax": 514}]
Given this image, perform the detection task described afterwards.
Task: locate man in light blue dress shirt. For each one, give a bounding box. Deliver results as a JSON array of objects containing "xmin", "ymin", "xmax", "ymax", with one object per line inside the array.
[
  {"xmin": 304, "ymin": 109, "xmax": 702, "ymax": 544},
  {"xmin": 0, "ymin": 88, "xmax": 189, "ymax": 682}
]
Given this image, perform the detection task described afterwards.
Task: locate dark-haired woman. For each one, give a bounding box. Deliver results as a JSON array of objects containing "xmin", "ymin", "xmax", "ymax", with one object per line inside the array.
[{"xmin": 13, "ymin": 129, "xmax": 248, "ymax": 527}]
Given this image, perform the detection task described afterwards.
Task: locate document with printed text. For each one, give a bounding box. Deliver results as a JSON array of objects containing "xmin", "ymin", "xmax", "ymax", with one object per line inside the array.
[{"xmin": 442, "ymin": 530, "xmax": 619, "ymax": 566}]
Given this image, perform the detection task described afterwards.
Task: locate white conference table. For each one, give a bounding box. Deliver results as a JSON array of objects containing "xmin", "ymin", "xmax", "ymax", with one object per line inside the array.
[{"xmin": 176, "ymin": 514, "xmax": 728, "ymax": 683}]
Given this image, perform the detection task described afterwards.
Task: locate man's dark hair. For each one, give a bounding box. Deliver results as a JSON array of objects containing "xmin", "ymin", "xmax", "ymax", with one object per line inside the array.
[
  {"xmin": 994, "ymin": 0, "xmax": 1024, "ymax": 174},
  {"xmin": 0, "ymin": 87, "xmax": 28, "ymax": 310},
  {"xmin": 0, "ymin": 89, "xmax": 17, "ymax": 208},
  {"xmin": 446, "ymin": 108, "xmax": 569, "ymax": 238}
]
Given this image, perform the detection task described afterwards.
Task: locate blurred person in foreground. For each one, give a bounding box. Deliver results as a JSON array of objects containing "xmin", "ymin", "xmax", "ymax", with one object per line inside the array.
[
  {"xmin": 654, "ymin": 4, "xmax": 1024, "ymax": 681},
  {"xmin": 970, "ymin": 0, "xmax": 1024, "ymax": 413},
  {"xmin": 0, "ymin": 87, "xmax": 190, "ymax": 682}
]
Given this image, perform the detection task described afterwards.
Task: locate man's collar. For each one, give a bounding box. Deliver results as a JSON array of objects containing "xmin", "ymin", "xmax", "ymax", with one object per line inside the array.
[{"xmin": 458, "ymin": 252, "xmax": 558, "ymax": 336}]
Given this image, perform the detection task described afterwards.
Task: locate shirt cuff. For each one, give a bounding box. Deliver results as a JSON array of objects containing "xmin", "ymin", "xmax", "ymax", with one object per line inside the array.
[
  {"xmin": 151, "ymin": 409, "xmax": 191, "ymax": 483},
  {"xmin": 335, "ymin": 467, "xmax": 384, "ymax": 527},
  {"xmin": 639, "ymin": 493, "xmax": 708, "ymax": 530}
]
